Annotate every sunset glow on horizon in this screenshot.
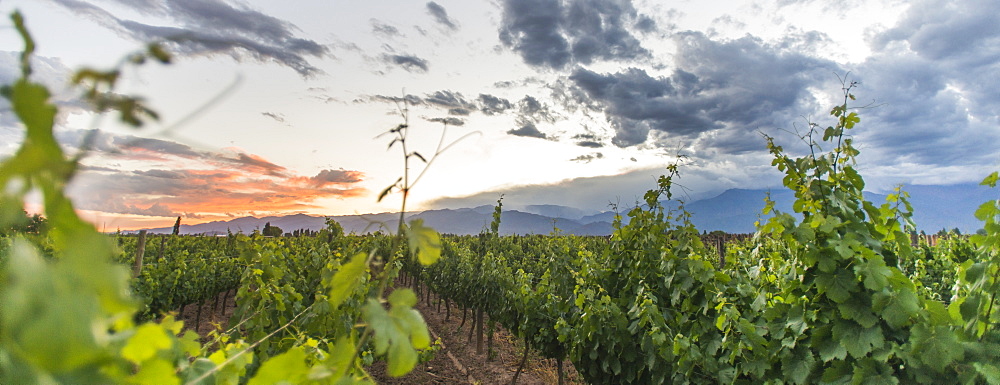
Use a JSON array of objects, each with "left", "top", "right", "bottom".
[{"left": 1, "top": 0, "right": 996, "bottom": 231}]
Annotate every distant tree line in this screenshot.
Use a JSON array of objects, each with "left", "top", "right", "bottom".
[{"left": 0, "top": 210, "right": 47, "bottom": 236}]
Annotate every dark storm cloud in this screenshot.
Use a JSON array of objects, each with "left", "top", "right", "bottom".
[
  {"left": 381, "top": 54, "right": 430, "bottom": 73},
  {"left": 498, "top": 0, "right": 652, "bottom": 69},
  {"left": 426, "top": 2, "right": 459, "bottom": 30},
  {"left": 855, "top": 0, "right": 1000, "bottom": 168},
  {"left": 563, "top": 31, "right": 836, "bottom": 148},
  {"left": 48, "top": 0, "right": 329, "bottom": 76},
  {"left": 507, "top": 122, "right": 547, "bottom": 138}
]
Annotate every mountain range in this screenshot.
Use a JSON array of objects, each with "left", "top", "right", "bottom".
[{"left": 141, "top": 184, "right": 996, "bottom": 236}]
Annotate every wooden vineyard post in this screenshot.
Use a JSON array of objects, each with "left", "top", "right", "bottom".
[
  {"left": 716, "top": 237, "right": 726, "bottom": 269},
  {"left": 156, "top": 234, "right": 166, "bottom": 263},
  {"left": 476, "top": 307, "right": 484, "bottom": 354},
  {"left": 132, "top": 230, "right": 147, "bottom": 277}
]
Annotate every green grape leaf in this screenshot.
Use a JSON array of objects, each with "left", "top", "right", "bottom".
[
  {"left": 910, "top": 324, "right": 964, "bottom": 372},
  {"left": 328, "top": 252, "right": 368, "bottom": 309},
  {"left": 129, "top": 359, "right": 180, "bottom": 385},
  {"left": 248, "top": 346, "right": 309, "bottom": 385},
  {"left": 406, "top": 219, "right": 441, "bottom": 265},
  {"left": 850, "top": 359, "right": 898, "bottom": 385},
  {"left": 857, "top": 257, "right": 891, "bottom": 291},
  {"left": 816, "top": 270, "right": 857, "bottom": 303},
  {"left": 973, "top": 362, "right": 1000, "bottom": 385},
  {"left": 833, "top": 321, "right": 883, "bottom": 358},
  {"left": 326, "top": 334, "right": 357, "bottom": 378},
  {"left": 974, "top": 201, "right": 1000, "bottom": 222},
  {"left": 782, "top": 348, "right": 816, "bottom": 385},
  {"left": 363, "top": 289, "right": 430, "bottom": 377},
  {"left": 10, "top": 79, "right": 57, "bottom": 147},
  {"left": 122, "top": 323, "right": 173, "bottom": 364},
  {"left": 982, "top": 171, "right": 999, "bottom": 188},
  {"left": 182, "top": 358, "right": 217, "bottom": 385},
  {"left": 872, "top": 288, "right": 920, "bottom": 328},
  {"left": 838, "top": 296, "right": 878, "bottom": 328}
]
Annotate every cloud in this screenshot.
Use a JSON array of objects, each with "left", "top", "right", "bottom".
[
  {"left": 357, "top": 93, "right": 425, "bottom": 107},
  {"left": 426, "top": 2, "right": 459, "bottom": 30},
  {"left": 371, "top": 19, "right": 403, "bottom": 37},
  {"left": 261, "top": 111, "right": 285, "bottom": 123},
  {"left": 570, "top": 152, "right": 603, "bottom": 162},
  {"left": 362, "top": 91, "right": 519, "bottom": 119},
  {"left": 426, "top": 116, "right": 466, "bottom": 126},
  {"left": 507, "top": 95, "right": 561, "bottom": 139},
  {"left": 477, "top": 94, "right": 514, "bottom": 115},
  {"left": 48, "top": 0, "right": 329, "bottom": 76},
  {"left": 851, "top": 0, "right": 1000, "bottom": 177},
  {"left": 381, "top": 53, "right": 430, "bottom": 73},
  {"left": 63, "top": 130, "right": 366, "bottom": 217},
  {"left": 573, "top": 131, "right": 605, "bottom": 147},
  {"left": 870, "top": 0, "right": 999, "bottom": 63},
  {"left": 88, "top": 199, "right": 181, "bottom": 217},
  {"left": 306, "top": 169, "right": 364, "bottom": 186},
  {"left": 424, "top": 90, "right": 478, "bottom": 115},
  {"left": 563, "top": 31, "right": 837, "bottom": 148},
  {"left": 498, "top": 0, "right": 652, "bottom": 69},
  {"left": 358, "top": 91, "right": 561, "bottom": 137},
  {"left": 0, "top": 51, "right": 82, "bottom": 132},
  {"left": 507, "top": 122, "right": 547, "bottom": 138}
]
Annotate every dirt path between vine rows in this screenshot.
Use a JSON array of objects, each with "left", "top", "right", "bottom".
[
  {"left": 180, "top": 287, "right": 583, "bottom": 384},
  {"left": 369, "top": 283, "right": 583, "bottom": 385}
]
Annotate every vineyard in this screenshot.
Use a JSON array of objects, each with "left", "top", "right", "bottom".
[{"left": 2, "top": 10, "right": 1000, "bottom": 385}]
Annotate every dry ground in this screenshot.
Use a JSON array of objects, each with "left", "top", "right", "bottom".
[{"left": 178, "top": 286, "right": 583, "bottom": 385}]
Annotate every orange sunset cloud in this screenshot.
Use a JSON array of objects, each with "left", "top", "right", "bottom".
[{"left": 67, "top": 131, "right": 366, "bottom": 229}]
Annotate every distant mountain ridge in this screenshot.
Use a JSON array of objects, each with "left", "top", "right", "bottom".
[{"left": 141, "top": 184, "right": 994, "bottom": 236}]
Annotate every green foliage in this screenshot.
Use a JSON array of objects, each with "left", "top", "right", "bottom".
[
  {"left": 363, "top": 289, "right": 431, "bottom": 376},
  {"left": 0, "top": 210, "right": 46, "bottom": 236},
  {"left": 261, "top": 222, "right": 283, "bottom": 237},
  {"left": 0, "top": 13, "right": 222, "bottom": 384},
  {"left": 3, "top": 10, "right": 995, "bottom": 384},
  {"left": 405, "top": 219, "right": 441, "bottom": 265},
  {"left": 0, "top": 11, "right": 443, "bottom": 384},
  {"left": 399, "top": 79, "right": 1000, "bottom": 385}
]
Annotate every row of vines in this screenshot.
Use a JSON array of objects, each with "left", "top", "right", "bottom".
[
  {"left": 1, "top": 8, "right": 998, "bottom": 385},
  {"left": 0, "top": 12, "right": 441, "bottom": 384},
  {"left": 400, "top": 83, "right": 1000, "bottom": 384}
]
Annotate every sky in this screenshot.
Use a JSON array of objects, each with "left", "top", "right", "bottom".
[{"left": 0, "top": 0, "right": 997, "bottom": 230}]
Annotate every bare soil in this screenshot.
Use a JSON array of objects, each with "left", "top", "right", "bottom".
[
  {"left": 178, "top": 286, "right": 583, "bottom": 385},
  {"left": 368, "top": 282, "right": 583, "bottom": 385},
  {"left": 177, "top": 288, "right": 239, "bottom": 337}
]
